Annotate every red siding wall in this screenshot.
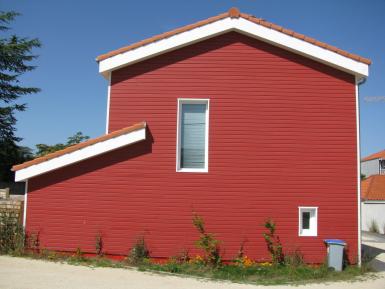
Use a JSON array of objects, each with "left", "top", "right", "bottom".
[{"left": 27, "top": 32, "right": 358, "bottom": 263}]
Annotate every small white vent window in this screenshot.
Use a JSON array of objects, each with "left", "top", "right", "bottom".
[
  {"left": 176, "top": 99, "right": 209, "bottom": 172},
  {"left": 298, "top": 207, "right": 318, "bottom": 236}
]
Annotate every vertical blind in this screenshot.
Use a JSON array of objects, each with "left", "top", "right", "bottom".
[
  {"left": 180, "top": 103, "right": 207, "bottom": 169},
  {"left": 302, "top": 211, "right": 310, "bottom": 229}
]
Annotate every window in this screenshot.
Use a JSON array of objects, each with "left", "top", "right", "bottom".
[
  {"left": 298, "top": 207, "right": 318, "bottom": 236},
  {"left": 380, "top": 160, "right": 385, "bottom": 174},
  {"left": 177, "top": 99, "right": 209, "bottom": 172}
]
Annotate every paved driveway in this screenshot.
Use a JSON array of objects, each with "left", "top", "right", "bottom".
[
  {"left": 362, "top": 231, "right": 385, "bottom": 272},
  {"left": 0, "top": 255, "right": 385, "bottom": 289}
]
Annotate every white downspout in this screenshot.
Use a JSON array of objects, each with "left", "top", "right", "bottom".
[
  {"left": 105, "top": 72, "right": 111, "bottom": 134},
  {"left": 23, "top": 180, "right": 28, "bottom": 228},
  {"left": 356, "top": 76, "right": 366, "bottom": 266}
]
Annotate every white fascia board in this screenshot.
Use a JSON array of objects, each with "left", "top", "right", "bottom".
[
  {"left": 98, "top": 17, "right": 369, "bottom": 78},
  {"left": 15, "top": 128, "right": 146, "bottom": 182},
  {"left": 234, "top": 18, "right": 368, "bottom": 77},
  {"left": 99, "top": 18, "right": 234, "bottom": 78}
]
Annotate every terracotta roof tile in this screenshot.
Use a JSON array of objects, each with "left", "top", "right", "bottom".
[
  {"left": 12, "top": 121, "right": 146, "bottom": 171},
  {"left": 96, "top": 8, "right": 370, "bottom": 65},
  {"left": 228, "top": 7, "right": 240, "bottom": 18},
  {"left": 362, "top": 149, "right": 385, "bottom": 162},
  {"left": 96, "top": 12, "right": 229, "bottom": 61},
  {"left": 361, "top": 175, "right": 385, "bottom": 201},
  {"left": 304, "top": 36, "right": 316, "bottom": 44}
]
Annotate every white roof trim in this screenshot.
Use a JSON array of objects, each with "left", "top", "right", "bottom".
[
  {"left": 98, "top": 17, "right": 369, "bottom": 78},
  {"left": 362, "top": 200, "right": 385, "bottom": 204},
  {"left": 15, "top": 127, "right": 146, "bottom": 182}
]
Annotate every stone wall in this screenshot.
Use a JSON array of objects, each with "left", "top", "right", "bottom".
[{"left": 0, "top": 188, "right": 24, "bottom": 224}]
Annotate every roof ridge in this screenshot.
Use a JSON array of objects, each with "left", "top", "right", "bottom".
[
  {"left": 96, "top": 7, "right": 371, "bottom": 65},
  {"left": 12, "top": 121, "right": 146, "bottom": 172},
  {"left": 239, "top": 12, "right": 370, "bottom": 65},
  {"left": 96, "top": 11, "right": 230, "bottom": 61}
]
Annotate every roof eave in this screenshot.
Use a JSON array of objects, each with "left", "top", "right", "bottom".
[
  {"left": 97, "top": 13, "right": 370, "bottom": 79},
  {"left": 14, "top": 123, "right": 146, "bottom": 182}
]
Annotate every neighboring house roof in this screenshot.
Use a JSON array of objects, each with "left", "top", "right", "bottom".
[
  {"left": 12, "top": 122, "right": 146, "bottom": 182},
  {"left": 96, "top": 7, "right": 370, "bottom": 78},
  {"left": 361, "top": 175, "right": 385, "bottom": 201},
  {"left": 362, "top": 149, "right": 385, "bottom": 162}
]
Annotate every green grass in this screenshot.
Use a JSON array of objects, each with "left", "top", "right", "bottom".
[
  {"left": 8, "top": 251, "right": 373, "bottom": 285},
  {"left": 137, "top": 261, "right": 372, "bottom": 285}
]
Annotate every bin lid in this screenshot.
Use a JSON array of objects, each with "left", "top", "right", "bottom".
[{"left": 324, "top": 239, "right": 346, "bottom": 246}]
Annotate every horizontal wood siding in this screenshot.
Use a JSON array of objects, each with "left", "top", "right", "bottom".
[{"left": 27, "top": 32, "right": 357, "bottom": 263}]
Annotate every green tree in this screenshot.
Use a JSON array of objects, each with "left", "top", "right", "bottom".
[
  {"left": 0, "top": 11, "right": 41, "bottom": 181},
  {"left": 35, "top": 132, "right": 89, "bottom": 157},
  {"left": 67, "top": 132, "right": 90, "bottom": 146}
]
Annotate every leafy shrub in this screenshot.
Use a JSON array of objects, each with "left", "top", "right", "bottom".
[
  {"left": 0, "top": 212, "right": 24, "bottom": 254},
  {"left": 233, "top": 239, "right": 255, "bottom": 267},
  {"left": 127, "top": 236, "right": 150, "bottom": 265},
  {"left": 189, "top": 254, "right": 205, "bottom": 265},
  {"left": 263, "top": 219, "right": 284, "bottom": 265},
  {"left": 236, "top": 238, "right": 246, "bottom": 259},
  {"left": 171, "top": 248, "right": 190, "bottom": 264},
  {"left": 40, "top": 249, "right": 58, "bottom": 260},
  {"left": 76, "top": 247, "right": 86, "bottom": 260},
  {"left": 233, "top": 255, "right": 255, "bottom": 267},
  {"left": 192, "top": 214, "right": 221, "bottom": 266},
  {"left": 26, "top": 231, "right": 40, "bottom": 253},
  {"left": 369, "top": 220, "right": 379, "bottom": 233},
  {"left": 67, "top": 247, "right": 87, "bottom": 264},
  {"left": 284, "top": 249, "right": 304, "bottom": 267},
  {"left": 95, "top": 232, "right": 103, "bottom": 256}
]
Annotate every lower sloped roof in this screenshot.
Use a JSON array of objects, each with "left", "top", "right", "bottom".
[
  {"left": 362, "top": 150, "right": 385, "bottom": 162},
  {"left": 13, "top": 121, "right": 146, "bottom": 181},
  {"left": 361, "top": 175, "right": 385, "bottom": 201}
]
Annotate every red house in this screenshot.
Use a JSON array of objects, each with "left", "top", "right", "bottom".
[{"left": 13, "top": 8, "right": 370, "bottom": 264}]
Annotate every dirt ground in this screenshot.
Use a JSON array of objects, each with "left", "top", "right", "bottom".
[{"left": 0, "top": 255, "right": 384, "bottom": 289}]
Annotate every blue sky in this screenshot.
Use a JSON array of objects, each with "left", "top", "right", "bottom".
[{"left": 2, "top": 0, "right": 385, "bottom": 157}]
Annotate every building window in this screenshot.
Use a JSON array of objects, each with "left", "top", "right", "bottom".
[
  {"left": 298, "top": 207, "right": 318, "bottom": 236},
  {"left": 380, "top": 160, "right": 385, "bottom": 175},
  {"left": 177, "top": 99, "right": 209, "bottom": 172}
]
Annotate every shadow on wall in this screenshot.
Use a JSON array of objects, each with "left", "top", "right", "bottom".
[
  {"left": 112, "top": 32, "right": 354, "bottom": 86},
  {"left": 29, "top": 125, "right": 154, "bottom": 191}
]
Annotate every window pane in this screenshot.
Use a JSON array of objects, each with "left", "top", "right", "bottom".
[
  {"left": 181, "top": 103, "right": 206, "bottom": 169},
  {"left": 302, "top": 212, "right": 310, "bottom": 229}
]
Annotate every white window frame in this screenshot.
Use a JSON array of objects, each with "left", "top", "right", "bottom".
[
  {"left": 298, "top": 207, "right": 318, "bottom": 237},
  {"left": 176, "top": 98, "right": 209, "bottom": 173}
]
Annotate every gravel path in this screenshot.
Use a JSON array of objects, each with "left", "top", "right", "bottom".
[{"left": 0, "top": 256, "right": 385, "bottom": 289}]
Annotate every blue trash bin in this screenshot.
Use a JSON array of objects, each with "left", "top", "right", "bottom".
[{"left": 324, "top": 239, "right": 346, "bottom": 271}]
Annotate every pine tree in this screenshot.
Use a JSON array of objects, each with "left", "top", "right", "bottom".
[{"left": 0, "top": 11, "right": 41, "bottom": 181}]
